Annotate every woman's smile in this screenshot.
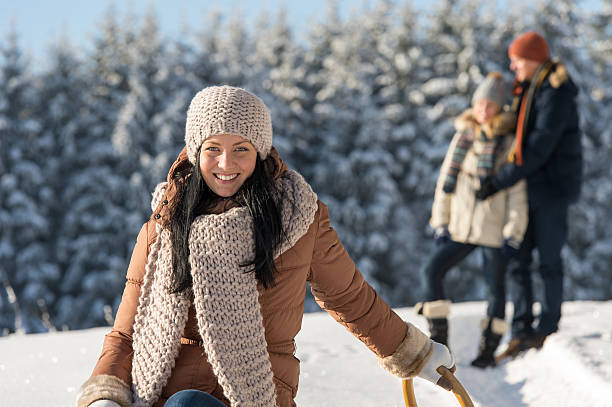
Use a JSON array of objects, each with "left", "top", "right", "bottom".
[{"left": 214, "top": 173, "right": 239, "bottom": 182}]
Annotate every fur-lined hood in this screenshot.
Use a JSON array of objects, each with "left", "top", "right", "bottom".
[
  {"left": 548, "top": 60, "right": 570, "bottom": 89},
  {"left": 454, "top": 109, "right": 517, "bottom": 139}
]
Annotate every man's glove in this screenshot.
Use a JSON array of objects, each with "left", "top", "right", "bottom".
[
  {"left": 434, "top": 226, "right": 451, "bottom": 246},
  {"left": 475, "top": 176, "right": 499, "bottom": 200},
  {"left": 502, "top": 238, "right": 521, "bottom": 257},
  {"left": 417, "top": 341, "right": 456, "bottom": 391}
]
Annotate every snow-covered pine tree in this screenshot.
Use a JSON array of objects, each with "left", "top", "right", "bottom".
[
  {"left": 37, "top": 37, "right": 128, "bottom": 330},
  {"left": 153, "top": 27, "right": 199, "bottom": 187},
  {"left": 89, "top": 4, "right": 133, "bottom": 116},
  {"left": 304, "top": 0, "right": 406, "bottom": 297},
  {"left": 527, "top": 0, "right": 604, "bottom": 299},
  {"left": 291, "top": 0, "right": 344, "bottom": 180},
  {"left": 49, "top": 6, "right": 140, "bottom": 330},
  {"left": 247, "top": 7, "right": 310, "bottom": 167},
  {"left": 111, "top": 7, "right": 174, "bottom": 230},
  {"left": 192, "top": 11, "right": 226, "bottom": 87},
  {"left": 211, "top": 11, "right": 252, "bottom": 87},
  {"left": 550, "top": 0, "right": 612, "bottom": 299},
  {"left": 581, "top": 0, "right": 612, "bottom": 298},
  {"left": 0, "top": 26, "right": 51, "bottom": 333},
  {"left": 32, "top": 40, "right": 88, "bottom": 332},
  {"left": 0, "top": 26, "right": 24, "bottom": 334},
  {"left": 362, "top": 1, "right": 431, "bottom": 305}
]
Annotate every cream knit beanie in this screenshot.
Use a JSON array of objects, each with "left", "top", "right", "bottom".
[
  {"left": 472, "top": 72, "right": 507, "bottom": 109},
  {"left": 185, "top": 86, "right": 273, "bottom": 163}
]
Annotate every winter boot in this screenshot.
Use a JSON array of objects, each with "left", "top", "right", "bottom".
[
  {"left": 471, "top": 317, "right": 508, "bottom": 368},
  {"left": 415, "top": 300, "right": 451, "bottom": 346},
  {"left": 496, "top": 331, "right": 548, "bottom": 362}
]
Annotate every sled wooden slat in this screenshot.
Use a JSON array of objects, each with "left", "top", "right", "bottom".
[{"left": 402, "top": 367, "right": 474, "bottom": 407}]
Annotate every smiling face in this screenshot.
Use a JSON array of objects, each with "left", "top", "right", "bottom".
[
  {"left": 473, "top": 98, "right": 501, "bottom": 124},
  {"left": 509, "top": 55, "right": 541, "bottom": 82},
  {"left": 199, "top": 134, "right": 257, "bottom": 197}
]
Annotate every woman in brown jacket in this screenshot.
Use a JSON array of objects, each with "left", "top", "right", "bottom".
[{"left": 76, "top": 86, "right": 454, "bottom": 407}]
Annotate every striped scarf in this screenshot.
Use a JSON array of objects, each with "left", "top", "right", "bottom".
[{"left": 443, "top": 127, "right": 502, "bottom": 193}]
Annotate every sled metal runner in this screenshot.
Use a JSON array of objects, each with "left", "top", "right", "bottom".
[{"left": 402, "top": 366, "right": 474, "bottom": 407}]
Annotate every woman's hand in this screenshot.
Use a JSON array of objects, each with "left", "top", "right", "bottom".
[
  {"left": 502, "top": 238, "right": 521, "bottom": 257},
  {"left": 417, "top": 341, "right": 456, "bottom": 391},
  {"left": 434, "top": 226, "right": 451, "bottom": 245}
]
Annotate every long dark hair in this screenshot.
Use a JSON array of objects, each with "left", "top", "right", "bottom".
[{"left": 169, "top": 149, "right": 285, "bottom": 293}]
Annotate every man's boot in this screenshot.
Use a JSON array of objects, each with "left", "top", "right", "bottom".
[
  {"left": 496, "top": 331, "right": 548, "bottom": 362},
  {"left": 471, "top": 317, "right": 507, "bottom": 368},
  {"left": 415, "top": 300, "right": 451, "bottom": 346}
]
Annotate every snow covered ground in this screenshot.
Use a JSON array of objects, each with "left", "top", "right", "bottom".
[{"left": 2, "top": 301, "right": 612, "bottom": 407}]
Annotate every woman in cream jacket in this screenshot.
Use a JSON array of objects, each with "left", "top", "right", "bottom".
[{"left": 417, "top": 73, "right": 528, "bottom": 369}]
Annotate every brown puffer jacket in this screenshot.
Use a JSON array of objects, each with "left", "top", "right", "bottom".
[{"left": 79, "top": 148, "right": 431, "bottom": 407}]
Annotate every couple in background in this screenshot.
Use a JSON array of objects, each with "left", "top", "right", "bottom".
[{"left": 419, "top": 31, "right": 582, "bottom": 367}]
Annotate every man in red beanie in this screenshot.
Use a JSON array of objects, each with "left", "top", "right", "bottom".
[{"left": 476, "top": 31, "right": 582, "bottom": 360}]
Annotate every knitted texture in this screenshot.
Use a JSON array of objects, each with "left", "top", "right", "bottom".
[
  {"left": 442, "top": 130, "right": 501, "bottom": 193},
  {"left": 76, "top": 374, "right": 131, "bottom": 407},
  {"left": 377, "top": 323, "right": 433, "bottom": 379},
  {"left": 131, "top": 225, "right": 191, "bottom": 407},
  {"left": 185, "top": 86, "right": 273, "bottom": 163},
  {"left": 442, "top": 111, "right": 505, "bottom": 193},
  {"left": 472, "top": 72, "right": 507, "bottom": 109},
  {"left": 131, "top": 169, "right": 318, "bottom": 407},
  {"left": 151, "top": 182, "right": 168, "bottom": 212},
  {"left": 190, "top": 210, "right": 276, "bottom": 407},
  {"left": 508, "top": 31, "right": 549, "bottom": 63}
]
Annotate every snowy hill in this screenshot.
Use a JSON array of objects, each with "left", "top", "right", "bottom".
[{"left": 2, "top": 301, "right": 612, "bottom": 407}]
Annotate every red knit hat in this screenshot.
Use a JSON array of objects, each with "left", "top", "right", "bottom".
[{"left": 508, "top": 31, "right": 550, "bottom": 63}]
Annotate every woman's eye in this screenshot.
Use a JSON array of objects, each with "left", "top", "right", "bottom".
[
  {"left": 205, "top": 146, "right": 220, "bottom": 152},
  {"left": 235, "top": 147, "right": 249, "bottom": 152}
]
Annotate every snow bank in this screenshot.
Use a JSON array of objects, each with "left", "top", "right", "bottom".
[{"left": 2, "top": 301, "right": 611, "bottom": 406}]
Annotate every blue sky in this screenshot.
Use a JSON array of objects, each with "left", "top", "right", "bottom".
[{"left": 1, "top": 0, "right": 602, "bottom": 64}]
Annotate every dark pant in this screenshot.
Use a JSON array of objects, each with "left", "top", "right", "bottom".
[
  {"left": 165, "top": 390, "right": 226, "bottom": 407},
  {"left": 510, "top": 202, "right": 568, "bottom": 337},
  {"left": 422, "top": 240, "right": 508, "bottom": 320}
]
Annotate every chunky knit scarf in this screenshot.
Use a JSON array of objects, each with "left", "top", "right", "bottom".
[
  {"left": 130, "top": 170, "right": 318, "bottom": 407},
  {"left": 442, "top": 122, "right": 503, "bottom": 193}
]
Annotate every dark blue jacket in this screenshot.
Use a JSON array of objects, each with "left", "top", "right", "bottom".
[{"left": 494, "top": 62, "right": 582, "bottom": 207}]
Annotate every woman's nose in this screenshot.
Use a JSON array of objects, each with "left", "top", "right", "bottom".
[{"left": 217, "top": 151, "right": 232, "bottom": 168}]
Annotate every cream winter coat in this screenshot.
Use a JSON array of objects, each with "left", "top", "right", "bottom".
[{"left": 430, "top": 109, "right": 528, "bottom": 247}]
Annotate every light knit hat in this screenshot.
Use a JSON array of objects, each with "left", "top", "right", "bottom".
[
  {"left": 472, "top": 72, "right": 506, "bottom": 109},
  {"left": 185, "top": 86, "right": 273, "bottom": 163}
]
